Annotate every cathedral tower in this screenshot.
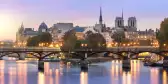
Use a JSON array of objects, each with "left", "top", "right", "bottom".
[{"left": 115, "top": 10, "right": 124, "bottom": 27}]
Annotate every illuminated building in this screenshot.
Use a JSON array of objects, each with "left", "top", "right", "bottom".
[
  {"left": 16, "top": 22, "right": 49, "bottom": 47},
  {"left": 38, "top": 22, "right": 48, "bottom": 33},
  {"left": 74, "top": 26, "right": 86, "bottom": 40},
  {"left": 94, "top": 7, "right": 106, "bottom": 33}
]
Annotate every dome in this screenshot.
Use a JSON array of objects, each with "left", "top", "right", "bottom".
[
  {"left": 39, "top": 22, "right": 48, "bottom": 29},
  {"left": 38, "top": 22, "right": 48, "bottom": 32}
]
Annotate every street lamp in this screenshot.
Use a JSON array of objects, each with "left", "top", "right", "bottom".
[
  {"left": 164, "top": 44, "right": 166, "bottom": 47},
  {"left": 81, "top": 44, "right": 84, "bottom": 47}
]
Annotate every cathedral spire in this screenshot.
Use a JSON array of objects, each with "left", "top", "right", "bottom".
[
  {"left": 21, "top": 22, "right": 24, "bottom": 28},
  {"left": 18, "top": 22, "right": 24, "bottom": 34},
  {"left": 122, "top": 9, "right": 124, "bottom": 19},
  {"left": 99, "top": 7, "right": 103, "bottom": 24}
]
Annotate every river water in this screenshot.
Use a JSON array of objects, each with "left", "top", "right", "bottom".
[{"left": 0, "top": 60, "right": 167, "bottom": 84}]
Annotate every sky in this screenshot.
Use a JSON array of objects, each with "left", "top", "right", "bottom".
[{"left": 0, "top": 0, "right": 168, "bottom": 41}]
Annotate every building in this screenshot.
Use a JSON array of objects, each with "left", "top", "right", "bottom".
[
  {"left": 16, "top": 23, "right": 25, "bottom": 44},
  {"left": 0, "top": 40, "right": 14, "bottom": 47},
  {"left": 115, "top": 17, "right": 124, "bottom": 28},
  {"left": 94, "top": 7, "right": 106, "bottom": 33},
  {"left": 38, "top": 22, "right": 48, "bottom": 33},
  {"left": 101, "top": 32, "right": 113, "bottom": 44},
  {"left": 53, "top": 23, "right": 73, "bottom": 33},
  {"left": 83, "top": 26, "right": 97, "bottom": 34},
  {"left": 124, "top": 31, "right": 138, "bottom": 41},
  {"left": 52, "top": 23, "right": 74, "bottom": 41},
  {"left": 74, "top": 26, "right": 85, "bottom": 40},
  {"left": 128, "top": 17, "right": 137, "bottom": 28},
  {"left": 49, "top": 25, "right": 62, "bottom": 43},
  {"left": 115, "top": 10, "right": 124, "bottom": 28},
  {"left": 16, "top": 22, "right": 49, "bottom": 47},
  {"left": 137, "top": 29, "right": 156, "bottom": 40}
]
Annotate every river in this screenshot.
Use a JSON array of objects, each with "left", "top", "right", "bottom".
[{"left": 0, "top": 60, "right": 167, "bottom": 84}]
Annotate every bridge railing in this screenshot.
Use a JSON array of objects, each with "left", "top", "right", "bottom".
[
  {"left": 0, "top": 47, "right": 61, "bottom": 52},
  {"left": 0, "top": 46, "right": 159, "bottom": 52}
]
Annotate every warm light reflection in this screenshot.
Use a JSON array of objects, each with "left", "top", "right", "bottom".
[
  {"left": 17, "top": 61, "right": 27, "bottom": 84},
  {"left": 38, "top": 72, "right": 45, "bottom": 84},
  {"left": 111, "top": 60, "right": 121, "bottom": 84},
  {"left": 150, "top": 68, "right": 159, "bottom": 84},
  {"left": 49, "top": 69, "right": 53, "bottom": 84},
  {"left": 122, "top": 71, "right": 132, "bottom": 84},
  {"left": 55, "top": 69, "right": 60, "bottom": 84},
  {"left": 0, "top": 61, "right": 5, "bottom": 84},
  {"left": 44, "top": 62, "right": 49, "bottom": 75},
  {"left": 80, "top": 72, "right": 88, "bottom": 84},
  {"left": 123, "top": 71, "right": 126, "bottom": 84},
  {"left": 9, "top": 67, "right": 17, "bottom": 84},
  {"left": 163, "top": 70, "right": 167, "bottom": 84}
]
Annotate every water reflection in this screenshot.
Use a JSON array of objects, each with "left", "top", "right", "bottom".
[
  {"left": 38, "top": 72, "right": 45, "bottom": 84},
  {"left": 0, "top": 60, "right": 4, "bottom": 84},
  {"left": 163, "top": 70, "right": 167, "bottom": 84},
  {"left": 122, "top": 71, "right": 132, "bottom": 84},
  {"left": 55, "top": 69, "right": 60, "bottom": 84},
  {"left": 1, "top": 60, "right": 168, "bottom": 84},
  {"left": 80, "top": 72, "right": 88, "bottom": 84},
  {"left": 150, "top": 68, "right": 159, "bottom": 84},
  {"left": 111, "top": 60, "right": 122, "bottom": 84},
  {"left": 17, "top": 61, "right": 27, "bottom": 84}
]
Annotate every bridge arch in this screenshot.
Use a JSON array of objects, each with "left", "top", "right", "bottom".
[
  {"left": 0, "top": 52, "right": 24, "bottom": 59},
  {"left": 129, "top": 51, "right": 168, "bottom": 57}
]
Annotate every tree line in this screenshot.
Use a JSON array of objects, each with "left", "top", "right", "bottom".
[{"left": 26, "top": 29, "right": 106, "bottom": 50}]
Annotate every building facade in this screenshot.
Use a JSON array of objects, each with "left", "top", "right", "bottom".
[{"left": 16, "top": 22, "right": 49, "bottom": 46}]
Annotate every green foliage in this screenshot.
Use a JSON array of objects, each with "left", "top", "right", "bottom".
[
  {"left": 157, "top": 18, "right": 168, "bottom": 49},
  {"left": 61, "top": 29, "right": 77, "bottom": 50},
  {"left": 40, "top": 32, "right": 52, "bottom": 43},
  {"left": 111, "top": 31, "right": 126, "bottom": 45},
  {"left": 86, "top": 33, "right": 106, "bottom": 49},
  {"left": 74, "top": 40, "right": 88, "bottom": 49},
  {"left": 61, "top": 29, "right": 106, "bottom": 50},
  {"left": 27, "top": 32, "right": 52, "bottom": 47}
]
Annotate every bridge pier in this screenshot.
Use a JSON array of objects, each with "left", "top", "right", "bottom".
[
  {"left": 18, "top": 53, "right": 26, "bottom": 60},
  {"left": 80, "top": 53, "right": 88, "bottom": 72},
  {"left": 85, "top": 52, "right": 87, "bottom": 59},
  {"left": 163, "top": 57, "right": 168, "bottom": 68},
  {"left": 38, "top": 60, "right": 44, "bottom": 72},
  {"left": 122, "top": 57, "right": 131, "bottom": 70}
]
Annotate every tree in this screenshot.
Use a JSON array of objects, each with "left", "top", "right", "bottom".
[
  {"left": 27, "top": 32, "right": 52, "bottom": 47},
  {"left": 61, "top": 29, "right": 77, "bottom": 50},
  {"left": 74, "top": 40, "right": 88, "bottom": 49},
  {"left": 27, "top": 36, "right": 40, "bottom": 47},
  {"left": 86, "top": 33, "right": 106, "bottom": 49},
  {"left": 157, "top": 18, "right": 168, "bottom": 49},
  {"left": 111, "top": 31, "right": 125, "bottom": 46}
]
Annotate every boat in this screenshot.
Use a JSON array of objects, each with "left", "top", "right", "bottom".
[
  {"left": 144, "top": 60, "right": 163, "bottom": 67},
  {"left": 151, "top": 60, "right": 163, "bottom": 66},
  {"left": 144, "top": 62, "right": 153, "bottom": 66}
]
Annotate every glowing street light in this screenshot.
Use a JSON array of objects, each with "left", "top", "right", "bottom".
[
  {"left": 49, "top": 44, "right": 54, "bottom": 47},
  {"left": 81, "top": 44, "right": 84, "bottom": 47},
  {"left": 164, "top": 44, "right": 166, "bottom": 47}
]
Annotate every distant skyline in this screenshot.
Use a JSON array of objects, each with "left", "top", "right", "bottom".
[{"left": 0, "top": 0, "right": 168, "bottom": 40}]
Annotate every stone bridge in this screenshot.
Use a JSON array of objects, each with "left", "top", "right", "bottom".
[
  {"left": 0, "top": 46, "right": 167, "bottom": 60},
  {"left": 1, "top": 46, "right": 168, "bottom": 71}
]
